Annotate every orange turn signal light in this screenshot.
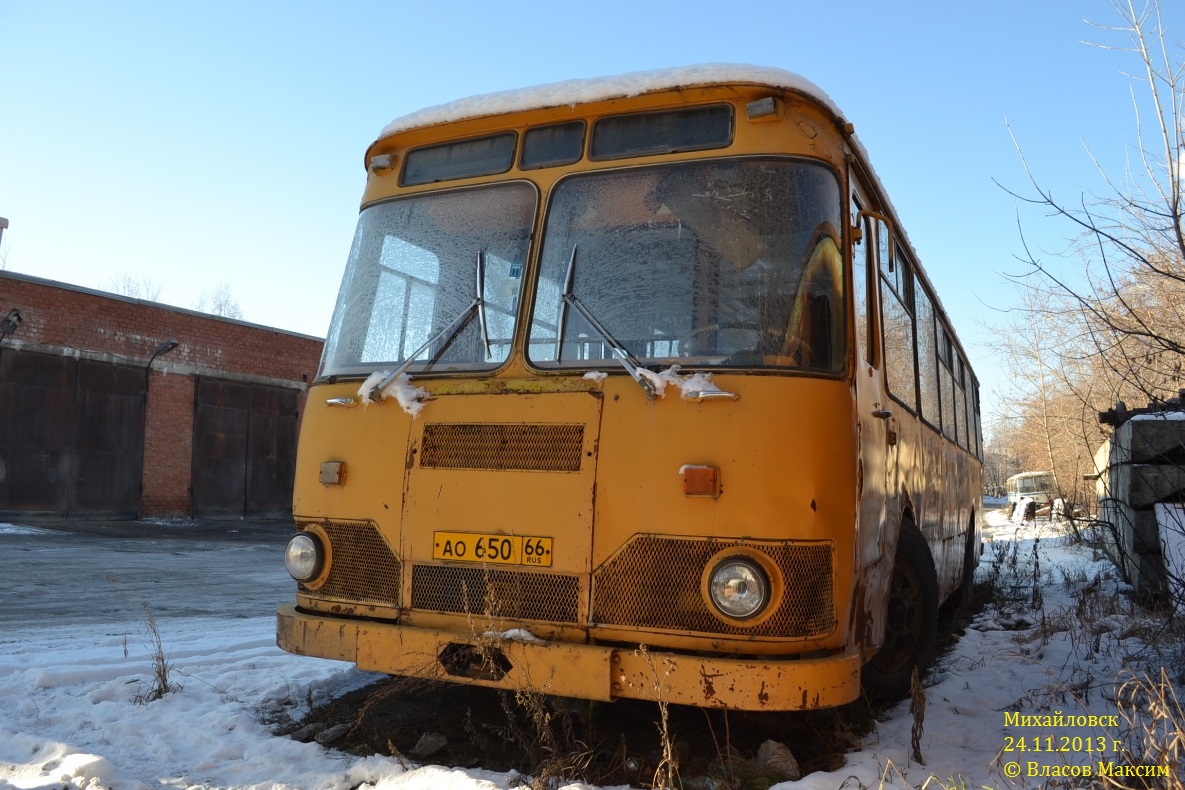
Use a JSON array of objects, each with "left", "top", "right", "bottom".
[{"left": 681, "top": 464, "right": 720, "bottom": 498}]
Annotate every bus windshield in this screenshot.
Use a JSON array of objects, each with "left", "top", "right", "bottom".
[
  {"left": 528, "top": 159, "right": 844, "bottom": 371},
  {"left": 319, "top": 183, "right": 536, "bottom": 378},
  {"left": 1016, "top": 474, "right": 1052, "bottom": 495}
]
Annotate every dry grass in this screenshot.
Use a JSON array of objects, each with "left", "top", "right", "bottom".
[
  {"left": 909, "top": 666, "right": 926, "bottom": 766},
  {"left": 132, "top": 603, "right": 179, "bottom": 704},
  {"left": 631, "top": 645, "right": 679, "bottom": 789},
  {"left": 1105, "top": 669, "right": 1185, "bottom": 789}
]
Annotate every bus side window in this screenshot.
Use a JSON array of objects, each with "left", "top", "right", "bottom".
[
  {"left": 879, "top": 239, "right": 917, "bottom": 412},
  {"left": 876, "top": 218, "right": 893, "bottom": 277},
  {"left": 965, "top": 367, "right": 979, "bottom": 458},
  {"left": 916, "top": 283, "right": 941, "bottom": 430},
  {"left": 851, "top": 193, "right": 872, "bottom": 365},
  {"left": 955, "top": 357, "right": 968, "bottom": 450},
  {"left": 938, "top": 327, "right": 956, "bottom": 442},
  {"left": 972, "top": 383, "right": 983, "bottom": 459}
]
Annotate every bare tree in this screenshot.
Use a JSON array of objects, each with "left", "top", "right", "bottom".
[
  {"left": 106, "top": 274, "right": 163, "bottom": 301},
  {"left": 983, "top": 424, "right": 1025, "bottom": 497},
  {"left": 998, "top": 0, "right": 1185, "bottom": 600},
  {"left": 193, "top": 281, "right": 243, "bottom": 320},
  {"left": 1004, "top": 0, "right": 1184, "bottom": 407},
  {"left": 990, "top": 280, "right": 1109, "bottom": 508}
]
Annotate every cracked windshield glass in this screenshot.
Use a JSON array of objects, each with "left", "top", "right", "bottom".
[
  {"left": 319, "top": 183, "right": 535, "bottom": 378},
  {"left": 528, "top": 159, "right": 845, "bottom": 372}
]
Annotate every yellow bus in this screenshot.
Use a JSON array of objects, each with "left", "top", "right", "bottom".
[{"left": 277, "top": 66, "right": 984, "bottom": 711}]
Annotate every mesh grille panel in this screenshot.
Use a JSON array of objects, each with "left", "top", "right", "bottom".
[
  {"left": 420, "top": 423, "right": 584, "bottom": 471},
  {"left": 298, "top": 520, "right": 401, "bottom": 607},
  {"left": 411, "top": 565, "right": 580, "bottom": 623},
  {"left": 592, "top": 537, "right": 835, "bottom": 638}
]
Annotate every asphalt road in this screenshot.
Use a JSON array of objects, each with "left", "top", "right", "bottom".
[{"left": 0, "top": 517, "right": 295, "bottom": 632}]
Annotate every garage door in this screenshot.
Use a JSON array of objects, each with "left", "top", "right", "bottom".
[
  {"left": 0, "top": 350, "right": 145, "bottom": 517},
  {"left": 191, "top": 378, "right": 298, "bottom": 517}
]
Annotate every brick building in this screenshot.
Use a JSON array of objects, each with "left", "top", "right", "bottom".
[{"left": 0, "top": 271, "right": 324, "bottom": 518}]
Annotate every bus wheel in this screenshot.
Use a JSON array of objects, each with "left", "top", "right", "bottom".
[{"left": 862, "top": 525, "right": 938, "bottom": 701}]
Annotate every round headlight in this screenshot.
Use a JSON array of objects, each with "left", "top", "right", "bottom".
[
  {"left": 285, "top": 533, "right": 323, "bottom": 582},
  {"left": 708, "top": 557, "right": 769, "bottom": 620}
]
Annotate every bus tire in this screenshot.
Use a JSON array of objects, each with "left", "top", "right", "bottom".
[{"left": 862, "top": 523, "right": 938, "bottom": 701}]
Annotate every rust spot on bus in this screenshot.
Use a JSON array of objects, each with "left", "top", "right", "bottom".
[{"left": 699, "top": 665, "right": 722, "bottom": 701}]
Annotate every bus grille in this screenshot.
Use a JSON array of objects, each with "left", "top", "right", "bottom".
[
  {"left": 420, "top": 423, "right": 585, "bottom": 472},
  {"left": 411, "top": 565, "right": 581, "bottom": 623},
  {"left": 592, "top": 537, "right": 836, "bottom": 638},
  {"left": 298, "top": 520, "right": 401, "bottom": 607}
]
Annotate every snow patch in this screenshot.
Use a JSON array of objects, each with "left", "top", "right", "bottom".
[
  {"left": 0, "top": 523, "right": 54, "bottom": 536},
  {"left": 482, "top": 629, "right": 544, "bottom": 644},
  {"left": 581, "top": 371, "right": 608, "bottom": 382},
  {"left": 358, "top": 371, "right": 429, "bottom": 418},
  {"left": 1010, "top": 496, "right": 1034, "bottom": 525},
  {"left": 636, "top": 365, "right": 722, "bottom": 400},
  {"left": 0, "top": 483, "right": 1165, "bottom": 789},
  {"left": 380, "top": 64, "right": 839, "bottom": 140}
]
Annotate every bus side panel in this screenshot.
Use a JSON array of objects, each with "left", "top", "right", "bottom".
[{"left": 908, "top": 418, "right": 981, "bottom": 604}]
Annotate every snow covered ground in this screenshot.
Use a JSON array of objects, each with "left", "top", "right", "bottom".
[{"left": 0, "top": 511, "right": 1176, "bottom": 789}]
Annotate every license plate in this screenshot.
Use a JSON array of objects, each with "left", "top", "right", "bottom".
[{"left": 432, "top": 531, "right": 553, "bottom": 567}]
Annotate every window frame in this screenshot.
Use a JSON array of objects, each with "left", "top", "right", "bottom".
[
  {"left": 399, "top": 131, "right": 519, "bottom": 187},
  {"left": 523, "top": 155, "right": 847, "bottom": 376},
  {"left": 878, "top": 232, "right": 919, "bottom": 415},
  {"left": 914, "top": 280, "right": 942, "bottom": 434},
  {"left": 520, "top": 121, "right": 587, "bottom": 171},
  {"left": 589, "top": 104, "right": 735, "bottom": 161},
  {"left": 849, "top": 188, "right": 877, "bottom": 369},
  {"left": 317, "top": 180, "right": 540, "bottom": 380}
]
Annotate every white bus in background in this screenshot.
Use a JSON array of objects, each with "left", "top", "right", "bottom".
[{"left": 1006, "top": 471, "right": 1055, "bottom": 520}]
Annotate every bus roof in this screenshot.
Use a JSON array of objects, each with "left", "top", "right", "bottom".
[
  {"left": 1007, "top": 471, "right": 1052, "bottom": 481},
  {"left": 373, "top": 64, "right": 980, "bottom": 391},
  {"left": 378, "top": 64, "right": 842, "bottom": 140}
]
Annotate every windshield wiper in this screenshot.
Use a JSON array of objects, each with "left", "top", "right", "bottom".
[
  {"left": 558, "top": 245, "right": 657, "bottom": 399},
  {"left": 366, "top": 251, "right": 489, "bottom": 402},
  {"left": 476, "top": 250, "right": 491, "bottom": 360},
  {"left": 553, "top": 245, "right": 577, "bottom": 359}
]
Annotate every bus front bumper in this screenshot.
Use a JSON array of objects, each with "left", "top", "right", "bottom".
[{"left": 277, "top": 604, "right": 862, "bottom": 711}]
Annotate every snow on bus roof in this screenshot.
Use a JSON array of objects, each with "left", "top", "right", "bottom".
[{"left": 378, "top": 64, "right": 842, "bottom": 139}]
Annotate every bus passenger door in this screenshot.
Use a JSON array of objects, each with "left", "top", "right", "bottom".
[{"left": 851, "top": 179, "right": 889, "bottom": 570}]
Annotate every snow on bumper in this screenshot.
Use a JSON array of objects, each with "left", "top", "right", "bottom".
[{"left": 276, "top": 604, "right": 861, "bottom": 711}]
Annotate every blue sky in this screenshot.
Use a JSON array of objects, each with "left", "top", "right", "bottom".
[{"left": 1, "top": 1, "right": 1181, "bottom": 431}]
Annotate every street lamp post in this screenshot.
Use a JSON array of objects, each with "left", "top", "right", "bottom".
[
  {"left": 0, "top": 309, "right": 21, "bottom": 342},
  {"left": 143, "top": 339, "right": 179, "bottom": 404},
  {"left": 147, "top": 339, "right": 179, "bottom": 368}
]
